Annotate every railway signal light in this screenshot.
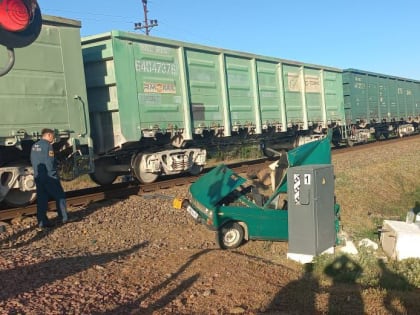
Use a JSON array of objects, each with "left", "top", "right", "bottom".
[
  {"left": 0, "top": 0, "right": 42, "bottom": 76},
  {"left": 0, "top": 0, "right": 31, "bottom": 32},
  {"left": 0, "top": 0, "right": 42, "bottom": 48}
]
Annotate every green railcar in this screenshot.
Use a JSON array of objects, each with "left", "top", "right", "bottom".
[
  {"left": 343, "top": 69, "right": 420, "bottom": 144},
  {"left": 81, "top": 31, "right": 345, "bottom": 184},
  {"left": 0, "top": 15, "right": 93, "bottom": 206}
]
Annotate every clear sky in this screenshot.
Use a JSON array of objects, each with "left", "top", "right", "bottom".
[{"left": 39, "top": 0, "right": 419, "bottom": 79}]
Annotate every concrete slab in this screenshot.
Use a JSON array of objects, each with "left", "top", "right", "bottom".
[{"left": 381, "top": 220, "right": 420, "bottom": 261}]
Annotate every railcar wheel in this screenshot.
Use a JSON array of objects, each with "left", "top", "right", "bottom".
[
  {"left": 132, "top": 154, "right": 159, "bottom": 184},
  {"left": 188, "top": 163, "right": 203, "bottom": 176},
  {"left": 216, "top": 222, "right": 244, "bottom": 249},
  {"left": 89, "top": 157, "right": 117, "bottom": 185},
  {"left": 4, "top": 189, "right": 36, "bottom": 207}
]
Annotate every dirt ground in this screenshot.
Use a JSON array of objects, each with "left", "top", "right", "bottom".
[{"left": 0, "top": 137, "right": 419, "bottom": 314}]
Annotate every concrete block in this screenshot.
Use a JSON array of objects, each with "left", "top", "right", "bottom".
[{"left": 381, "top": 220, "right": 420, "bottom": 261}]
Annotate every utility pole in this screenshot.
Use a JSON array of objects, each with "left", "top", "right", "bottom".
[{"left": 134, "top": 0, "right": 158, "bottom": 35}]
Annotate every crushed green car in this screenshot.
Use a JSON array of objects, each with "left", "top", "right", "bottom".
[{"left": 183, "top": 135, "right": 340, "bottom": 249}]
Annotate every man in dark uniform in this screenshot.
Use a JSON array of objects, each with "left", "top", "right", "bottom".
[{"left": 30, "top": 128, "right": 69, "bottom": 229}]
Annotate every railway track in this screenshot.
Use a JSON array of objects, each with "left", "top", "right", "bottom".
[
  {"left": 333, "top": 133, "right": 420, "bottom": 155},
  {"left": 0, "top": 158, "right": 272, "bottom": 222},
  {"left": 1, "top": 133, "right": 418, "bottom": 223}
]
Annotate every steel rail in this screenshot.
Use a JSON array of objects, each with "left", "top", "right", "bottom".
[
  {"left": 0, "top": 158, "right": 271, "bottom": 221},
  {"left": 1, "top": 133, "right": 418, "bottom": 222}
]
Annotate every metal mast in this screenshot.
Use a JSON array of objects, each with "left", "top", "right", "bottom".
[{"left": 134, "top": 0, "right": 158, "bottom": 35}]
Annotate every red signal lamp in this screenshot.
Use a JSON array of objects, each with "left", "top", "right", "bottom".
[
  {"left": 0, "top": 0, "right": 41, "bottom": 76},
  {"left": 0, "top": 0, "right": 31, "bottom": 32},
  {"left": 0, "top": 0, "right": 41, "bottom": 48}
]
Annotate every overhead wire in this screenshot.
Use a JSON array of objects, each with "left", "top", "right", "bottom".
[{"left": 41, "top": 5, "right": 224, "bottom": 47}]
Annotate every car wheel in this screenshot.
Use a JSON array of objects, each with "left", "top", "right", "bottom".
[{"left": 216, "top": 222, "right": 244, "bottom": 249}]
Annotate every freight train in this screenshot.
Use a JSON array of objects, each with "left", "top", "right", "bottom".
[
  {"left": 0, "top": 15, "right": 93, "bottom": 206},
  {"left": 0, "top": 14, "right": 419, "bottom": 206},
  {"left": 342, "top": 69, "right": 419, "bottom": 146}
]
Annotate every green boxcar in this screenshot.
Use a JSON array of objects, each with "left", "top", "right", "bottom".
[
  {"left": 0, "top": 15, "right": 93, "bottom": 206},
  {"left": 343, "top": 69, "right": 420, "bottom": 141},
  {"left": 81, "top": 31, "right": 344, "bottom": 184}
]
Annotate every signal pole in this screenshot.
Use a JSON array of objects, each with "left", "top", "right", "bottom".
[{"left": 134, "top": 0, "right": 158, "bottom": 35}]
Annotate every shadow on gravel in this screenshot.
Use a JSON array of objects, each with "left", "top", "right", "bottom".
[
  {"left": 265, "top": 256, "right": 364, "bottom": 313},
  {"left": 0, "top": 224, "right": 40, "bottom": 249},
  {"left": 100, "top": 248, "right": 213, "bottom": 314},
  {"left": 230, "top": 250, "right": 296, "bottom": 272},
  {"left": 0, "top": 242, "right": 147, "bottom": 301},
  {"left": 378, "top": 258, "right": 417, "bottom": 314},
  {"left": 0, "top": 198, "right": 122, "bottom": 249},
  {"left": 0, "top": 218, "right": 87, "bottom": 250},
  {"left": 324, "top": 255, "right": 364, "bottom": 314},
  {"left": 264, "top": 255, "right": 417, "bottom": 314},
  {"left": 265, "top": 262, "right": 320, "bottom": 314}
]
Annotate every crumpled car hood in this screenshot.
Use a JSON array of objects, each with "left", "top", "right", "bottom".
[{"left": 189, "top": 164, "right": 246, "bottom": 208}]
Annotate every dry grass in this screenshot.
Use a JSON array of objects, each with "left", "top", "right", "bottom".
[{"left": 333, "top": 137, "right": 420, "bottom": 239}]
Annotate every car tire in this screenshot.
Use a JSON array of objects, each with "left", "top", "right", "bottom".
[{"left": 216, "top": 222, "right": 244, "bottom": 249}]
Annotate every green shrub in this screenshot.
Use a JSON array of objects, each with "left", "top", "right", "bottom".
[
  {"left": 386, "top": 258, "right": 420, "bottom": 289},
  {"left": 312, "top": 246, "right": 420, "bottom": 289}
]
